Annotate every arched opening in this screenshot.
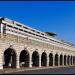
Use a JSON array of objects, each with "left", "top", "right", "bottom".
[
  {"left": 71, "top": 55, "right": 72, "bottom": 65},
  {"left": 41, "top": 52, "right": 47, "bottom": 66},
  {"left": 3, "top": 48, "right": 16, "bottom": 68},
  {"left": 49, "top": 53, "right": 53, "bottom": 66},
  {"left": 32, "top": 51, "right": 39, "bottom": 67},
  {"left": 19, "top": 50, "right": 29, "bottom": 67},
  {"left": 55, "top": 54, "right": 58, "bottom": 66},
  {"left": 67, "top": 55, "right": 70, "bottom": 65},
  {"left": 64, "top": 55, "right": 66, "bottom": 65},
  {"left": 60, "top": 54, "right": 63, "bottom": 66}
]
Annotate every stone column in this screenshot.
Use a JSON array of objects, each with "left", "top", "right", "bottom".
[
  {"left": 16, "top": 55, "right": 20, "bottom": 69},
  {"left": 58, "top": 55, "right": 60, "bottom": 66},
  {"left": 29, "top": 54, "right": 32, "bottom": 68},
  {"left": 70, "top": 57, "right": 71, "bottom": 66},
  {"left": 71, "top": 56, "right": 73, "bottom": 65},
  {"left": 66, "top": 56, "right": 68, "bottom": 66},
  {"left": 53, "top": 54, "right": 55, "bottom": 67},
  {"left": 62, "top": 55, "right": 64, "bottom": 66},
  {"left": 47, "top": 54, "right": 49, "bottom": 67},
  {"left": 39, "top": 54, "right": 41, "bottom": 67},
  {"left": 0, "top": 64, "right": 3, "bottom": 69},
  {"left": 68, "top": 56, "right": 70, "bottom": 66},
  {"left": 72, "top": 56, "right": 73, "bottom": 65},
  {"left": 0, "top": 24, "right": 3, "bottom": 38},
  {"left": 0, "top": 54, "right": 3, "bottom": 69},
  {"left": 69, "top": 56, "right": 71, "bottom": 66}
]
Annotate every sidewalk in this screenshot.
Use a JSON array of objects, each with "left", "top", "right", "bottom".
[{"left": 0, "top": 65, "right": 75, "bottom": 74}]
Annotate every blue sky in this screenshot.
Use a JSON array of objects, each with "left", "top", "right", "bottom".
[{"left": 0, "top": 1, "right": 75, "bottom": 44}]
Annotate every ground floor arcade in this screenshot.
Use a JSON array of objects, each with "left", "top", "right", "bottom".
[{"left": 2, "top": 47, "right": 75, "bottom": 69}]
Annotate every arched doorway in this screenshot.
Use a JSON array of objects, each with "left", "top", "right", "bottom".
[
  {"left": 3, "top": 48, "right": 16, "bottom": 68},
  {"left": 55, "top": 54, "right": 58, "bottom": 66},
  {"left": 64, "top": 55, "right": 66, "bottom": 65},
  {"left": 60, "top": 54, "right": 63, "bottom": 66},
  {"left": 49, "top": 53, "right": 53, "bottom": 66},
  {"left": 41, "top": 52, "right": 47, "bottom": 66},
  {"left": 19, "top": 50, "right": 29, "bottom": 67},
  {"left": 32, "top": 51, "right": 39, "bottom": 67},
  {"left": 67, "top": 55, "right": 70, "bottom": 65}
]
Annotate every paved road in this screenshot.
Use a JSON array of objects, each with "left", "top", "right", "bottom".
[{"left": 10, "top": 66, "right": 75, "bottom": 74}]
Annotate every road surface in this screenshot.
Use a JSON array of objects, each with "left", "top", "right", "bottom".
[{"left": 9, "top": 66, "right": 75, "bottom": 74}]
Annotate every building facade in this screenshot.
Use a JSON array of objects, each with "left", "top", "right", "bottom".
[{"left": 0, "top": 17, "right": 75, "bottom": 69}]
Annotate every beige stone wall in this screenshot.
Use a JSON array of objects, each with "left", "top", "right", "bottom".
[
  {"left": 0, "top": 33, "right": 75, "bottom": 55},
  {"left": 0, "top": 33, "right": 74, "bottom": 69}
]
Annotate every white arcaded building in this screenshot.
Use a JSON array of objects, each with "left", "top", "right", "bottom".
[{"left": 0, "top": 17, "right": 75, "bottom": 69}]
